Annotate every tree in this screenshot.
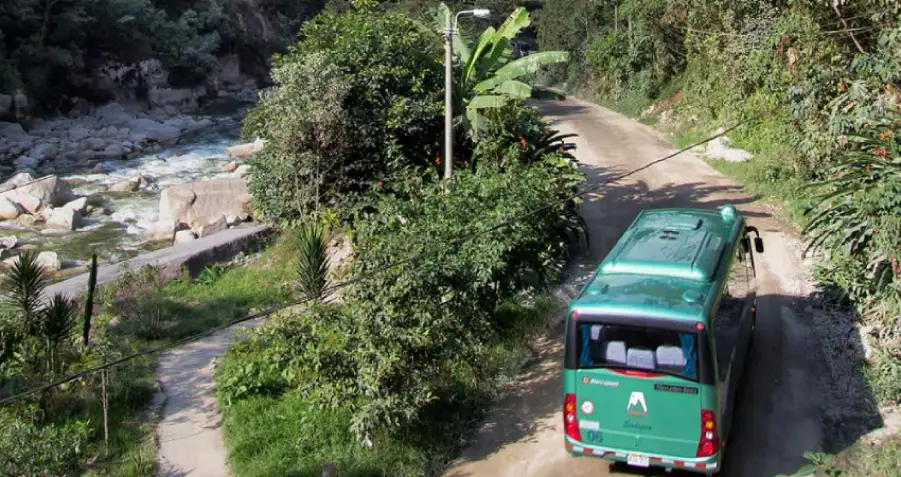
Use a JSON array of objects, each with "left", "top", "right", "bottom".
[
  {"left": 244, "top": 10, "right": 445, "bottom": 223},
  {"left": 436, "top": 3, "right": 569, "bottom": 139}
]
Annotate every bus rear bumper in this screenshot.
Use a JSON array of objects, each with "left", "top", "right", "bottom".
[{"left": 564, "top": 440, "right": 720, "bottom": 474}]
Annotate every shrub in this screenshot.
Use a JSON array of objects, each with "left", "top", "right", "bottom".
[
  {"left": 244, "top": 10, "right": 445, "bottom": 223},
  {"left": 0, "top": 409, "right": 90, "bottom": 476}
]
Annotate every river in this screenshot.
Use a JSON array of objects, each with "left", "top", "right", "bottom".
[{"left": 0, "top": 111, "right": 247, "bottom": 273}]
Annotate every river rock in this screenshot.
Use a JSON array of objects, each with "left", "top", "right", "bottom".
[
  {"left": 159, "top": 178, "right": 252, "bottom": 229},
  {"left": 2, "top": 251, "right": 59, "bottom": 270},
  {"left": 16, "top": 214, "right": 37, "bottom": 227},
  {"left": 127, "top": 118, "right": 181, "bottom": 144},
  {"left": 4, "top": 175, "right": 75, "bottom": 208},
  {"left": 100, "top": 144, "right": 128, "bottom": 159},
  {"left": 226, "top": 139, "right": 264, "bottom": 159},
  {"left": 174, "top": 230, "right": 197, "bottom": 244},
  {"left": 62, "top": 197, "right": 88, "bottom": 214},
  {"left": 14, "top": 155, "right": 39, "bottom": 169},
  {"left": 0, "top": 197, "right": 20, "bottom": 220},
  {"left": 0, "top": 122, "right": 27, "bottom": 139},
  {"left": 94, "top": 103, "right": 134, "bottom": 127},
  {"left": 29, "top": 143, "right": 58, "bottom": 161},
  {"left": 69, "top": 125, "right": 91, "bottom": 141},
  {"left": 109, "top": 179, "right": 139, "bottom": 192},
  {"left": 144, "top": 219, "right": 176, "bottom": 242},
  {"left": 217, "top": 161, "right": 238, "bottom": 173},
  {"left": 46, "top": 207, "right": 81, "bottom": 230},
  {"left": 83, "top": 137, "right": 108, "bottom": 151},
  {"left": 5, "top": 172, "right": 35, "bottom": 188},
  {"left": 0, "top": 236, "right": 17, "bottom": 249},
  {"left": 233, "top": 165, "right": 251, "bottom": 178},
  {"left": 3, "top": 190, "right": 42, "bottom": 214},
  {"left": 91, "top": 162, "right": 107, "bottom": 173},
  {"left": 196, "top": 214, "right": 227, "bottom": 238}
]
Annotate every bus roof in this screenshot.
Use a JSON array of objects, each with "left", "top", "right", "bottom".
[{"left": 571, "top": 205, "right": 745, "bottom": 323}]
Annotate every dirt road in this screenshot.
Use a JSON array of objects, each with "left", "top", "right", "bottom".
[{"left": 443, "top": 99, "right": 877, "bottom": 477}]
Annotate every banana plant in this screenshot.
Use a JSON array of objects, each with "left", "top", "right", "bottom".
[{"left": 436, "top": 4, "right": 569, "bottom": 140}]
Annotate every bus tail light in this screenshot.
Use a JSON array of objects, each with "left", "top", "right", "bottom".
[
  {"left": 697, "top": 409, "right": 719, "bottom": 457},
  {"left": 564, "top": 393, "right": 582, "bottom": 442}
]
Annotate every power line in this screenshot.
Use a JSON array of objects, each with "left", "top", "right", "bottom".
[{"left": 0, "top": 110, "right": 761, "bottom": 408}]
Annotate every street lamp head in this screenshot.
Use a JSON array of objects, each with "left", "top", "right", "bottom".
[{"left": 472, "top": 9, "right": 491, "bottom": 18}]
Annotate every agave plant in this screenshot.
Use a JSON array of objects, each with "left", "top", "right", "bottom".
[
  {"left": 40, "top": 293, "right": 77, "bottom": 376},
  {"left": 296, "top": 222, "right": 331, "bottom": 302},
  {"left": 435, "top": 4, "right": 569, "bottom": 139},
  {"left": 1, "top": 251, "right": 49, "bottom": 335}
]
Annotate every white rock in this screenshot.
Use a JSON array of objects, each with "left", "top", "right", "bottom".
[
  {"left": 3, "top": 175, "right": 74, "bottom": 208},
  {"left": 174, "top": 230, "right": 197, "bottom": 244},
  {"left": 226, "top": 139, "right": 264, "bottom": 159},
  {"left": 62, "top": 197, "right": 88, "bottom": 213},
  {"left": 225, "top": 214, "right": 242, "bottom": 226},
  {"left": 0, "top": 236, "right": 17, "bottom": 249},
  {"left": 197, "top": 214, "right": 227, "bottom": 238},
  {"left": 3, "top": 190, "right": 42, "bottom": 214},
  {"left": 217, "top": 161, "right": 238, "bottom": 173},
  {"left": 4, "top": 251, "right": 61, "bottom": 271},
  {"left": 0, "top": 197, "right": 20, "bottom": 220},
  {"left": 15, "top": 214, "right": 37, "bottom": 227},
  {"left": 144, "top": 219, "right": 176, "bottom": 242},
  {"left": 108, "top": 179, "right": 139, "bottom": 192},
  {"left": 5, "top": 172, "right": 35, "bottom": 187},
  {"left": 46, "top": 207, "right": 81, "bottom": 230},
  {"left": 127, "top": 118, "right": 181, "bottom": 144},
  {"left": 233, "top": 164, "right": 251, "bottom": 178}
]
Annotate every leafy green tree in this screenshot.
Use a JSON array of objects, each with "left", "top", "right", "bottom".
[{"left": 244, "top": 10, "right": 445, "bottom": 223}]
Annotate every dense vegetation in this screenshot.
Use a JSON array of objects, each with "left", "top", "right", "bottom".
[
  {"left": 0, "top": 0, "right": 326, "bottom": 111},
  {"left": 0, "top": 240, "right": 299, "bottom": 476},
  {"left": 530, "top": 0, "right": 901, "bottom": 473},
  {"left": 216, "top": 4, "right": 583, "bottom": 475}
]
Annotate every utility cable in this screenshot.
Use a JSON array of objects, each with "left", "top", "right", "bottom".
[{"left": 0, "top": 110, "right": 762, "bottom": 408}]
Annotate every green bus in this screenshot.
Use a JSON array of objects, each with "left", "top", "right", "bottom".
[{"left": 562, "top": 204, "right": 763, "bottom": 475}]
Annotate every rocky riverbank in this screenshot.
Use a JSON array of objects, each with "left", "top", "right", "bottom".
[{"left": 0, "top": 98, "right": 262, "bottom": 275}]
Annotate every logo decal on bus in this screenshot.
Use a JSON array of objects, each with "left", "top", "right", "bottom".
[
  {"left": 582, "top": 377, "right": 619, "bottom": 387},
  {"left": 627, "top": 391, "right": 648, "bottom": 416}
]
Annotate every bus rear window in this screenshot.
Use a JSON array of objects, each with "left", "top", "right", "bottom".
[{"left": 576, "top": 322, "right": 699, "bottom": 381}]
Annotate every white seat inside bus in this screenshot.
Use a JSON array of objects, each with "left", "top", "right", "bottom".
[
  {"left": 656, "top": 345, "right": 687, "bottom": 368},
  {"left": 604, "top": 341, "right": 627, "bottom": 365},
  {"left": 627, "top": 348, "right": 657, "bottom": 370}
]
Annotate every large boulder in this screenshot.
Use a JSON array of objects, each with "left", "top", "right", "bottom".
[
  {"left": 4, "top": 172, "right": 35, "bottom": 188},
  {"left": 158, "top": 177, "right": 252, "bottom": 229},
  {"left": 3, "top": 251, "right": 60, "bottom": 271},
  {"left": 196, "top": 214, "right": 227, "bottom": 238},
  {"left": 226, "top": 138, "right": 264, "bottom": 159},
  {"left": 0, "top": 122, "right": 27, "bottom": 139},
  {"left": 29, "top": 142, "right": 58, "bottom": 162},
  {"left": 94, "top": 102, "right": 134, "bottom": 127},
  {"left": 62, "top": 197, "right": 88, "bottom": 214},
  {"left": 174, "top": 230, "right": 197, "bottom": 245},
  {"left": 144, "top": 219, "right": 176, "bottom": 242},
  {"left": 3, "top": 190, "right": 42, "bottom": 214},
  {"left": 0, "top": 197, "right": 20, "bottom": 220},
  {"left": 127, "top": 118, "right": 181, "bottom": 144},
  {"left": 2, "top": 175, "right": 75, "bottom": 208},
  {"left": 46, "top": 207, "right": 81, "bottom": 231}
]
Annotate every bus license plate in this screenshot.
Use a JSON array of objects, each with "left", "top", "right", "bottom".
[{"left": 627, "top": 454, "right": 650, "bottom": 467}]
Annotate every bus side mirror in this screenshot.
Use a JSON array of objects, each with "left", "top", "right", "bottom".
[{"left": 754, "top": 237, "right": 764, "bottom": 254}]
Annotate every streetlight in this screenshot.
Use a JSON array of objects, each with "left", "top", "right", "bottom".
[{"left": 443, "top": 8, "right": 490, "bottom": 179}]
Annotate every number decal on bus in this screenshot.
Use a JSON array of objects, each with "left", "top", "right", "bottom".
[{"left": 584, "top": 430, "right": 603, "bottom": 444}]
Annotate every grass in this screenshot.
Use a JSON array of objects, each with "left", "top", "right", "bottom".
[
  {"left": 841, "top": 435, "right": 901, "bottom": 477},
  {"left": 218, "top": 293, "right": 560, "bottom": 477}
]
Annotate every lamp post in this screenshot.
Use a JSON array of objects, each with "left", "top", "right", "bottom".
[{"left": 443, "top": 8, "right": 490, "bottom": 179}]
